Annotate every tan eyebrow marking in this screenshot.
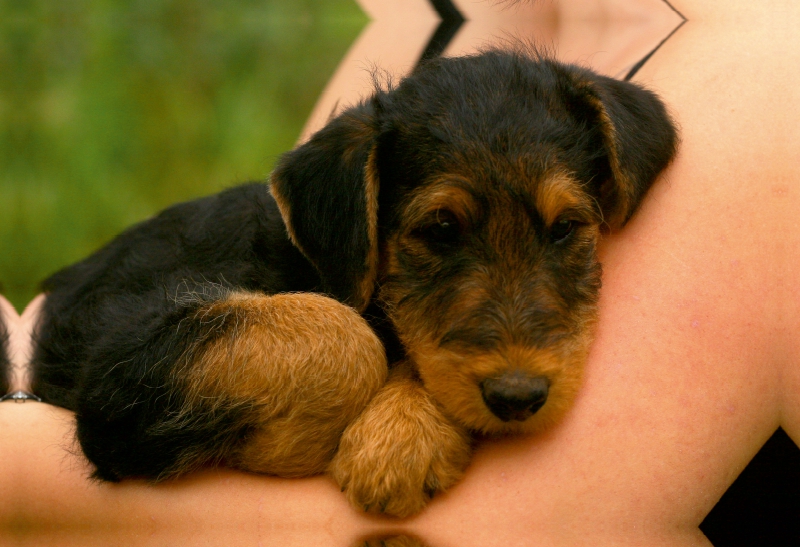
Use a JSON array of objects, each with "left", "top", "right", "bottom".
[
  {"left": 535, "top": 170, "right": 597, "bottom": 226},
  {"left": 403, "top": 178, "right": 479, "bottom": 229}
]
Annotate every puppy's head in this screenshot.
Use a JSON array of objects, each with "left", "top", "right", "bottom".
[{"left": 271, "top": 50, "right": 677, "bottom": 434}]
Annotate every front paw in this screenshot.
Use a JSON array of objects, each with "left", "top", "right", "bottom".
[{"left": 329, "top": 371, "right": 471, "bottom": 518}]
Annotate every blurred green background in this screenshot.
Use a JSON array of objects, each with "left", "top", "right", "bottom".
[{"left": 0, "top": 0, "right": 367, "bottom": 311}]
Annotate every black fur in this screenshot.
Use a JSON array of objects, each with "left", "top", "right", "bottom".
[
  {"left": 32, "top": 50, "right": 677, "bottom": 481},
  {"left": 271, "top": 104, "right": 378, "bottom": 309},
  {"left": 33, "top": 184, "right": 321, "bottom": 480}
]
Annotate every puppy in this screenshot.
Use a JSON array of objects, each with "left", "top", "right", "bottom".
[{"left": 32, "top": 49, "right": 677, "bottom": 517}]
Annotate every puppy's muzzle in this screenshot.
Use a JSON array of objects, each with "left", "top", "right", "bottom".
[{"left": 480, "top": 372, "right": 550, "bottom": 422}]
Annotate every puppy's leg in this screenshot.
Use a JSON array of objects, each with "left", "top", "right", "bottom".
[
  {"left": 174, "top": 291, "right": 388, "bottom": 477},
  {"left": 329, "top": 361, "right": 472, "bottom": 518},
  {"left": 72, "top": 290, "right": 386, "bottom": 481}
]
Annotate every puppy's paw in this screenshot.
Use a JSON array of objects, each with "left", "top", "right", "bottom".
[{"left": 329, "top": 365, "right": 471, "bottom": 518}]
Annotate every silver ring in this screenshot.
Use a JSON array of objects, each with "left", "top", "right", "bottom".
[{"left": 0, "top": 391, "right": 42, "bottom": 403}]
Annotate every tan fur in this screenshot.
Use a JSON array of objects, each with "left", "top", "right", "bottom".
[
  {"left": 178, "top": 292, "right": 388, "bottom": 477},
  {"left": 269, "top": 155, "right": 380, "bottom": 313},
  {"left": 329, "top": 361, "right": 472, "bottom": 517},
  {"left": 582, "top": 91, "right": 631, "bottom": 229},
  {"left": 535, "top": 169, "right": 599, "bottom": 226},
  {"left": 412, "top": 333, "right": 593, "bottom": 435},
  {"left": 357, "top": 149, "right": 381, "bottom": 311},
  {"left": 268, "top": 175, "right": 300, "bottom": 253},
  {"left": 400, "top": 178, "right": 480, "bottom": 229}
]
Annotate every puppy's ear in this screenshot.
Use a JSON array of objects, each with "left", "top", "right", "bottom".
[
  {"left": 270, "top": 103, "right": 379, "bottom": 311},
  {"left": 569, "top": 71, "right": 678, "bottom": 229}
]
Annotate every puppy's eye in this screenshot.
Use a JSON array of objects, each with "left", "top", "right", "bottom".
[
  {"left": 417, "top": 211, "right": 461, "bottom": 244},
  {"left": 550, "top": 219, "right": 575, "bottom": 243}
]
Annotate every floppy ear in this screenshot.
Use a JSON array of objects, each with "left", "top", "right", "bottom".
[
  {"left": 269, "top": 103, "right": 380, "bottom": 312},
  {"left": 569, "top": 71, "right": 678, "bottom": 229}
]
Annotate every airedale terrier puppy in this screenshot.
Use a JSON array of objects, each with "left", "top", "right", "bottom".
[{"left": 32, "top": 49, "right": 677, "bottom": 517}]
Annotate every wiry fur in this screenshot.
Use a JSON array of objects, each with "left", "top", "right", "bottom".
[
  {"left": 175, "top": 292, "right": 387, "bottom": 477},
  {"left": 330, "top": 362, "right": 472, "bottom": 517},
  {"left": 32, "top": 49, "right": 677, "bottom": 514}
]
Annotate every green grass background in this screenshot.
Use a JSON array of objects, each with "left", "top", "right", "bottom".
[{"left": 0, "top": 0, "right": 367, "bottom": 311}]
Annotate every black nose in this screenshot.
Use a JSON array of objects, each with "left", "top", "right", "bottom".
[{"left": 481, "top": 372, "right": 549, "bottom": 422}]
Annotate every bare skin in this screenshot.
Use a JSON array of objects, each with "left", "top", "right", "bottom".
[{"left": 2, "top": 0, "right": 798, "bottom": 545}]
